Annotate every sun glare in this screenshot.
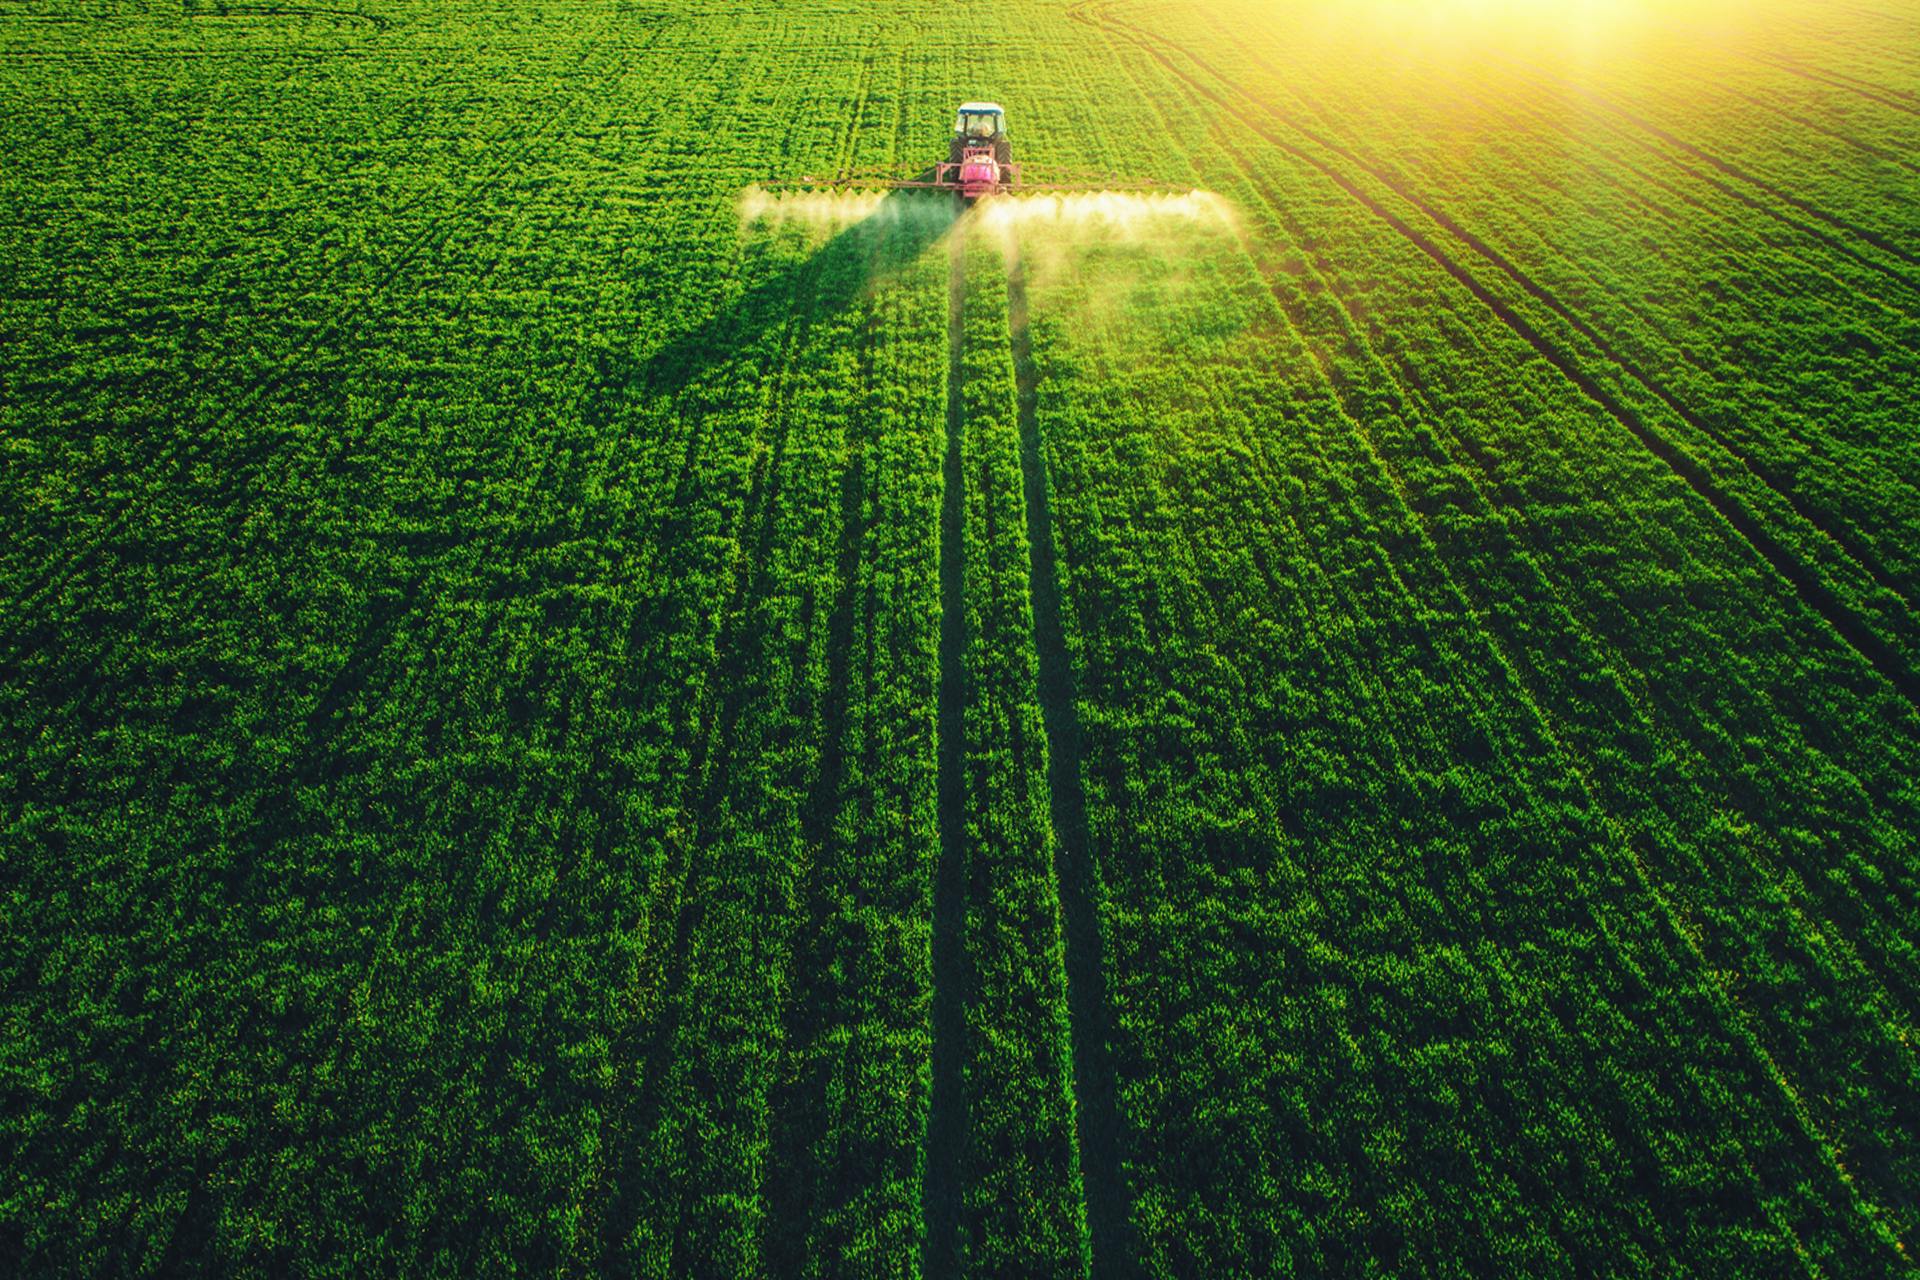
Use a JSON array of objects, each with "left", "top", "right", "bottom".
[{"left": 1267, "top": 0, "right": 1781, "bottom": 69}]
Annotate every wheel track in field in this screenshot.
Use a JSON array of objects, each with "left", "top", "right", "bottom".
[
  {"left": 1605, "top": 14, "right": 1920, "bottom": 171},
  {"left": 1483, "top": 78, "right": 1920, "bottom": 336},
  {"left": 1169, "top": 0, "right": 1920, "bottom": 304},
  {"left": 1479, "top": 50, "right": 1920, "bottom": 290},
  {"left": 1076, "top": 28, "right": 1920, "bottom": 1262},
  {"left": 920, "top": 230, "right": 969, "bottom": 1280},
  {"left": 1245, "top": 31, "right": 1920, "bottom": 319},
  {"left": 1246, "top": 53, "right": 1920, "bottom": 552},
  {"left": 0, "top": 11, "right": 640, "bottom": 671},
  {"left": 1187, "top": 6, "right": 1920, "bottom": 606},
  {"left": 185, "top": 2, "right": 390, "bottom": 31},
  {"left": 1067, "top": 0, "right": 1920, "bottom": 709},
  {"left": 1208, "top": 131, "right": 1920, "bottom": 1259},
  {"left": 1121, "top": 0, "right": 1920, "bottom": 1013},
  {"left": 763, "top": 49, "right": 911, "bottom": 1266},
  {"left": 584, "top": 190, "right": 961, "bottom": 1266},
  {"left": 758, "top": 70, "right": 942, "bottom": 1264},
  {"left": 1100, "top": 48, "right": 1772, "bottom": 1265},
  {"left": 1094, "top": 21, "right": 1920, "bottom": 1262},
  {"left": 1755, "top": 51, "right": 1920, "bottom": 117},
  {"left": 596, "top": 278, "right": 818, "bottom": 1271},
  {"left": 1721, "top": 84, "right": 1920, "bottom": 178},
  {"left": 761, "top": 290, "right": 879, "bottom": 1273},
  {"left": 1798, "top": 0, "right": 1920, "bottom": 38},
  {"left": 1006, "top": 248, "right": 1139, "bottom": 1280},
  {"left": 1525, "top": 120, "right": 1920, "bottom": 317}
]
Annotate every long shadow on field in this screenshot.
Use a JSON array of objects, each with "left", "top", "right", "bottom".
[
  {"left": 595, "top": 184, "right": 961, "bottom": 1276},
  {"left": 609, "top": 184, "right": 959, "bottom": 408}
]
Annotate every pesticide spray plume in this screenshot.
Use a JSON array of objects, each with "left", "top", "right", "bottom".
[
  {"left": 737, "top": 184, "right": 958, "bottom": 235},
  {"left": 973, "top": 189, "right": 1240, "bottom": 301},
  {"left": 971, "top": 188, "right": 1237, "bottom": 232},
  {"left": 733, "top": 184, "right": 1239, "bottom": 317},
  {"left": 973, "top": 189, "right": 1237, "bottom": 265},
  {"left": 737, "top": 185, "right": 1232, "bottom": 238}
]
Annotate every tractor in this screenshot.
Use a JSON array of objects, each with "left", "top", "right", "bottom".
[{"left": 945, "top": 101, "right": 1014, "bottom": 200}]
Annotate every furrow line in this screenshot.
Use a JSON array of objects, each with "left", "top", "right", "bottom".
[
  {"left": 1724, "top": 85, "right": 1920, "bottom": 176},
  {"left": 1177, "top": 4, "right": 1920, "bottom": 615},
  {"left": 1068, "top": 0, "right": 1920, "bottom": 707},
  {"left": 595, "top": 279, "right": 815, "bottom": 1272},
  {"left": 762, "top": 287, "right": 880, "bottom": 1270},
  {"left": 1006, "top": 249, "right": 1138, "bottom": 1280},
  {"left": 920, "top": 230, "right": 969, "bottom": 1280},
  {"left": 1217, "top": 140, "right": 1920, "bottom": 1257},
  {"left": 1757, "top": 51, "right": 1920, "bottom": 115},
  {"left": 1489, "top": 50, "right": 1920, "bottom": 285}
]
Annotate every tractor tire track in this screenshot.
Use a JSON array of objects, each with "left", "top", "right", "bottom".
[
  {"left": 1225, "top": 200, "right": 1915, "bottom": 1265},
  {"left": 1183, "top": 7, "right": 1920, "bottom": 614},
  {"left": 1212, "top": 136, "right": 1920, "bottom": 1254},
  {"left": 1493, "top": 83, "right": 1920, "bottom": 331},
  {"left": 762, "top": 294, "right": 879, "bottom": 1275},
  {"left": 1006, "top": 249, "right": 1139, "bottom": 1280},
  {"left": 594, "top": 270, "right": 817, "bottom": 1265},
  {"left": 835, "top": 46, "right": 880, "bottom": 176},
  {"left": 1723, "top": 85, "right": 1920, "bottom": 178},
  {"left": 1213, "top": 113, "right": 1920, "bottom": 998},
  {"left": 1069, "top": 0, "right": 1920, "bottom": 708},
  {"left": 1184, "top": 8, "right": 1920, "bottom": 310},
  {"left": 1322, "top": 42, "right": 1920, "bottom": 316},
  {"left": 1097, "top": 53, "right": 1697, "bottom": 1262},
  {"left": 1101, "top": 25, "right": 1920, "bottom": 1259},
  {"left": 1486, "top": 50, "right": 1920, "bottom": 285},
  {"left": 1448, "top": 65, "right": 1920, "bottom": 338},
  {"left": 1095, "top": 30, "right": 1920, "bottom": 1262},
  {"left": 920, "top": 231, "right": 969, "bottom": 1280},
  {"left": 591, "top": 51, "right": 922, "bottom": 1266},
  {"left": 1756, "top": 51, "right": 1920, "bottom": 117},
  {"left": 186, "top": 2, "right": 390, "bottom": 32}
]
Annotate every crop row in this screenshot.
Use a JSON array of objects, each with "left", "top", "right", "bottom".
[
  {"left": 1004, "top": 5, "right": 1920, "bottom": 1272},
  {"left": 1016, "top": 200, "right": 1917, "bottom": 1275},
  {"left": 1155, "top": 0, "right": 1920, "bottom": 646},
  {"left": 944, "top": 231, "right": 1090, "bottom": 1278},
  {"left": 0, "top": 7, "right": 966, "bottom": 1274}
]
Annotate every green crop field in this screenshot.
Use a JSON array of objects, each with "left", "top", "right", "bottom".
[{"left": 5, "top": 0, "right": 1920, "bottom": 1274}]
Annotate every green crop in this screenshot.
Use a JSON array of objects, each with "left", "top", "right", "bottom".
[{"left": 4, "top": 0, "right": 1919, "bottom": 1276}]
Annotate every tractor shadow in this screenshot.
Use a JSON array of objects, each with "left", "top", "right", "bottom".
[
  {"left": 589, "top": 182, "right": 962, "bottom": 1272},
  {"left": 610, "top": 183, "right": 960, "bottom": 408}
]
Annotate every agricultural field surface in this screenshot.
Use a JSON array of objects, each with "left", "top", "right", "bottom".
[{"left": 4, "top": 0, "right": 1920, "bottom": 1275}]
